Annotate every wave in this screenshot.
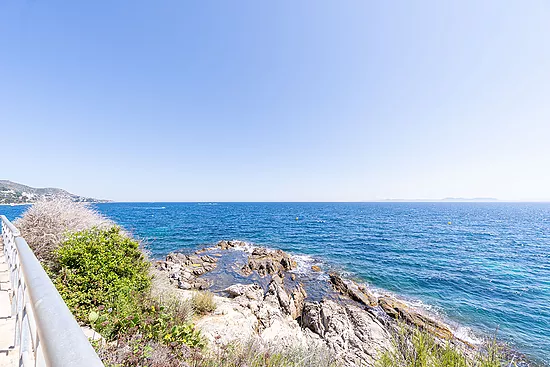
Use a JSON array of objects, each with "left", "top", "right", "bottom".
[{"left": 291, "top": 254, "right": 327, "bottom": 281}]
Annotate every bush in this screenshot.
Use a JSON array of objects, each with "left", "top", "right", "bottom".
[
  {"left": 53, "top": 226, "right": 151, "bottom": 322},
  {"left": 91, "top": 294, "right": 203, "bottom": 347},
  {"left": 376, "top": 325, "right": 505, "bottom": 367},
  {"left": 95, "top": 333, "right": 194, "bottom": 367},
  {"left": 15, "top": 199, "right": 113, "bottom": 263},
  {"left": 191, "top": 291, "right": 216, "bottom": 316}
]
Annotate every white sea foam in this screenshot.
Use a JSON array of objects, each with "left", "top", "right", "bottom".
[
  {"left": 292, "top": 254, "right": 317, "bottom": 273},
  {"left": 230, "top": 240, "right": 256, "bottom": 254},
  {"left": 454, "top": 326, "right": 483, "bottom": 345}
]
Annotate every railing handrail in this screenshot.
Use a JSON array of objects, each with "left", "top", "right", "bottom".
[
  {"left": 1, "top": 215, "right": 104, "bottom": 367},
  {"left": 1, "top": 215, "right": 21, "bottom": 236}
]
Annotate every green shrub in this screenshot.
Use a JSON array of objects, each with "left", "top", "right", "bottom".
[
  {"left": 53, "top": 226, "right": 204, "bottom": 355},
  {"left": 91, "top": 295, "right": 203, "bottom": 348},
  {"left": 53, "top": 226, "right": 151, "bottom": 322},
  {"left": 191, "top": 291, "right": 216, "bottom": 316}
]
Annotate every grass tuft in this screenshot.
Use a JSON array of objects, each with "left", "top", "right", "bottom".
[
  {"left": 192, "top": 291, "right": 217, "bottom": 316},
  {"left": 186, "top": 338, "right": 339, "bottom": 367},
  {"left": 376, "top": 324, "right": 506, "bottom": 367}
]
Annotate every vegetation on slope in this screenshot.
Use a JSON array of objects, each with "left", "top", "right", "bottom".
[
  {"left": 16, "top": 200, "right": 205, "bottom": 365},
  {"left": 377, "top": 325, "right": 505, "bottom": 367}
]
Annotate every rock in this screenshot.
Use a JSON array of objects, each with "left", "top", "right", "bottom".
[
  {"left": 252, "top": 247, "right": 268, "bottom": 256},
  {"left": 290, "top": 285, "right": 307, "bottom": 319},
  {"left": 194, "top": 296, "right": 259, "bottom": 346},
  {"left": 329, "top": 273, "right": 378, "bottom": 307},
  {"left": 224, "top": 283, "right": 264, "bottom": 301},
  {"left": 195, "top": 278, "right": 212, "bottom": 290},
  {"left": 217, "top": 240, "right": 232, "bottom": 250},
  {"left": 165, "top": 252, "right": 188, "bottom": 264},
  {"left": 311, "top": 265, "right": 322, "bottom": 272},
  {"left": 217, "top": 240, "right": 247, "bottom": 250},
  {"left": 260, "top": 314, "right": 321, "bottom": 350},
  {"left": 301, "top": 300, "right": 392, "bottom": 367},
  {"left": 264, "top": 275, "right": 306, "bottom": 319},
  {"left": 378, "top": 297, "right": 454, "bottom": 340},
  {"left": 181, "top": 271, "right": 193, "bottom": 280},
  {"left": 242, "top": 248, "right": 297, "bottom": 277},
  {"left": 203, "top": 263, "right": 216, "bottom": 272},
  {"left": 290, "top": 273, "right": 296, "bottom": 281},
  {"left": 178, "top": 280, "right": 192, "bottom": 290},
  {"left": 192, "top": 267, "right": 208, "bottom": 276},
  {"left": 178, "top": 277, "right": 211, "bottom": 290},
  {"left": 201, "top": 255, "right": 217, "bottom": 263},
  {"left": 157, "top": 252, "right": 219, "bottom": 290}
]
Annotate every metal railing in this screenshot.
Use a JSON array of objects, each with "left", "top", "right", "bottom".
[{"left": 1, "top": 215, "right": 104, "bottom": 367}]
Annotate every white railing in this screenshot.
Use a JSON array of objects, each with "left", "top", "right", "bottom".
[{"left": 1, "top": 215, "right": 104, "bottom": 367}]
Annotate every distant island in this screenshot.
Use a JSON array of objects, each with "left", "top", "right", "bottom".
[
  {"left": 382, "top": 197, "right": 499, "bottom": 202},
  {"left": 0, "top": 180, "right": 109, "bottom": 204}
]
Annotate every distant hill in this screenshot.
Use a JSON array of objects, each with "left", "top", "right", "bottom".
[
  {"left": 382, "top": 197, "right": 499, "bottom": 202},
  {"left": 0, "top": 180, "right": 109, "bottom": 204},
  {"left": 440, "top": 197, "right": 499, "bottom": 202}
]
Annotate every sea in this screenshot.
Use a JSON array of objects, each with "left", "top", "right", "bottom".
[{"left": 2, "top": 202, "right": 549, "bottom": 365}]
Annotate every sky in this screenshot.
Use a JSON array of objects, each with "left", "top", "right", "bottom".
[{"left": 1, "top": 1, "right": 549, "bottom": 202}]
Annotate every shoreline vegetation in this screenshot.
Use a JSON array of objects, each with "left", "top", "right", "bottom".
[{"left": 13, "top": 199, "right": 525, "bottom": 367}]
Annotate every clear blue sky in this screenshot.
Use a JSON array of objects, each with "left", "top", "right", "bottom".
[{"left": 1, "top": 1, "right": 549, "bottom": 202}]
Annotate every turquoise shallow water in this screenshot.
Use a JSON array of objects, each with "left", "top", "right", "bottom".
[{"left": 3, "top": 202, "right": 549, "bottom": 364}]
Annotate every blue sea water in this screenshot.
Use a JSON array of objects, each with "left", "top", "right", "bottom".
[{"left": 2, "top": 202, "right": 549, "bottom": 364}]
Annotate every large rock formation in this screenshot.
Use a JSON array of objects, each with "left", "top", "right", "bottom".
[
  {"left": 264, "top": 275, "right": 307, "bottom": 320},
  {"left": 241, "top": 247, "right": 297, "bottom": 277},
  {"left": 378, "top": 296, "right": 454, "bottom": 340},
  {"left": 302, "top": 299, "right": 393, "bottom": 367},
  {"left": 154, "top": 241, "right": 467, "bottom": 367},
  {"left": 215, "top": 240, "right": 298, "bottom": 277},
  {"left": 330, "top": 273, "right": 378, "bottom": 307},
  {"left": 197, "top": 279, "right": 322, "bottom": 351},
  {"left": 330, "top": 273, "right": 454, "bottom": 341}
]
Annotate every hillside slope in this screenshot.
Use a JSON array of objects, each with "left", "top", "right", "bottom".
[{"left": 0, "top": 180, "right": 109, "bottom": 204}]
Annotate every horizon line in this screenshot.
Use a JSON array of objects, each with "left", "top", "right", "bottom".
[{"left": 94, "top": 199, "right": 550, "bottom": 203}]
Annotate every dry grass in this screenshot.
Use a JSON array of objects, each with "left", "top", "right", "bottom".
[
  {"left": 14, "top": 198, "right": 114, "bottom": 263},
  {"left": 187, "top": 338, "right": 339, "bottom": 367},
  {"left": 376, "top": 325, "right": 506, "bottom": 367},
  {"left": 163, "top": 295, "right": 195, "bottom": 325},
  {"left": 191, "top": 291, "right": 216, "bottom": 316}
]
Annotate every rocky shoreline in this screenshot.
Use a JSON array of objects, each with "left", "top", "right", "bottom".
[{"left": 152, "top": 240, "right": 505, "bottom": 366}]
